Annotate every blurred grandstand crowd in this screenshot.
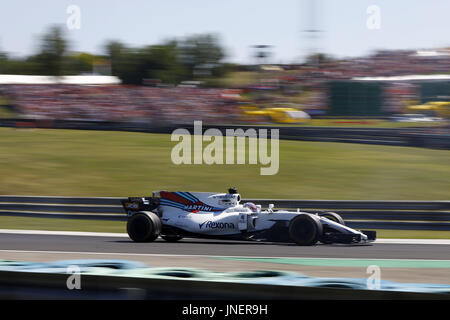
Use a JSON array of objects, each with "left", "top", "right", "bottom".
[
  {"left": 1, "top": 49, "right": 449, "bottom": 123},
  {"left": 301, "top": 49, "right": 450, "bottom": 80},
  {"left": 3, "top": 85, "right": 240, "bottom": 124}
]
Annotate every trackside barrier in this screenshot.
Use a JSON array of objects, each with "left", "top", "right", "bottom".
[
  {"left": 0, "top": 196, "right": 449, "bottom": 230},
  {"left": 0, "top": 270, "right": 449, "bottom": 300},
  {"left": 1, "top": 119, "right": 449, "bottom": 149}
]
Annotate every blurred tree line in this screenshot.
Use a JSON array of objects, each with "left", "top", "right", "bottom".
[{"left": 0, "top": 25, "right": 236, "bottom": 85}]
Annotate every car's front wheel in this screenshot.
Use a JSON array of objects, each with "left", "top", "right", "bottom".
[
  {"left": 288, "top": 214, "right": 323, "bottom": 246},
  {"left": 318, "top": 212, "right": 346, "bottom": 244},
  {"left": 127, "top": 211, "right": 161, "bottom": 242},
  {"left": 318, "top": 212, "right": 345, "bottom": 225}
]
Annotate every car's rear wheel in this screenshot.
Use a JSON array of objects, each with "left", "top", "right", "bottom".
[
  {"left": 318, "top": 212, "right": 345, "bottom": 225},
  {"left": 288, "top": 214, "right": 323, "bottom": 246},
  {"left": 127, "top": 211, "right": 161, "bottom": 242},
  {"left": 161, "top": 235, "right": 183, "bottom": 242}
]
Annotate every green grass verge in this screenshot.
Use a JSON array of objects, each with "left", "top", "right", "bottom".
[
  {"left": 0, "top": 127, "right": 448, "bottom": 199},
  {"left": 0, "top": 106, "right": 16, "bottom": 118},
  {"left": 1, "top": 216, "right": 449, "bottom": 239},
  {"left": 0, "top": 216, "right": 125, "bottom": 233}
]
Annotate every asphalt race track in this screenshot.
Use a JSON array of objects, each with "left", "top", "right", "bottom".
[{"left": 0, "top": 232, "right": 449, "bottom": 260}]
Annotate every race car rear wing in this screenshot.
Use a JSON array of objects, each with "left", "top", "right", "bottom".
[{"left": 121, "top": 197, "right": 160, "bottom": 216}]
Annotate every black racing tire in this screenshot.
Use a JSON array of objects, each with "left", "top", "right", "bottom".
[
  {"left": 318, "top": 212, "right": 345, "bottom": 226},
  {"left": 161, "top": 235, "right": 183, "bottom": 242},
  {"left": 127, "top": 211, "right": 162, "bottom": 242},
  {"left": 288, "top": 214, "right": 323, "bottom": 246}
]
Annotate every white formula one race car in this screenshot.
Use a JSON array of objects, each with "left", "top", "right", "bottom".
[{"left": 121, "top": 188, "right": 376, "bottom": 245}]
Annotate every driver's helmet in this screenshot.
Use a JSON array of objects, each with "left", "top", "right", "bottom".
[{"left": 243, "top": 202, "right": 258, "bottom": 213}]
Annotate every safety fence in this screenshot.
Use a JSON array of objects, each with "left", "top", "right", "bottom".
[
  {"left": 1, "top": 118, "right": 449, "bottom": 149},
  {"left": 1, "top": 196, "right": 449, "bottom": 231},
  {"left": 1, "top": 267, "right": 449, "bottom": 300}
]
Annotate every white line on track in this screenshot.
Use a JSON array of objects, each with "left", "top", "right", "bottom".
[
  {"left": 0, "top": 229, "right": 128, "bottom": 237},
  {"left": 376, "top": 238, "right": 450, "bottom": 245},
  {"left": 0, "top": 249, "right": 210, "bottom": 258},
  {"left": 0, "top": 229, "right": 449, "bottom": 245}
]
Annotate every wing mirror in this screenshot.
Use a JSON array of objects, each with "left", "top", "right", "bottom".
[{"left": 268, "top": 203, "right": 274, "bottom": 213}]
